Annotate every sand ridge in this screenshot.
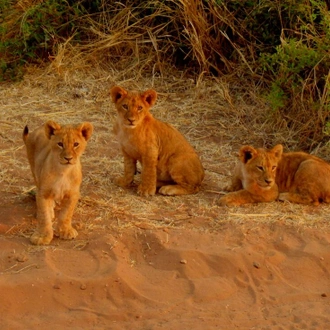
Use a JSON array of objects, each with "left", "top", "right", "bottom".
[{"left": 1, "top": 219, "right": 330, "bottom": 329}]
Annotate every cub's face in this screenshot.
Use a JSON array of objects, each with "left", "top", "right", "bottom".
[
  {"left": 110, "top": 86, "right": 157, "bottom": 128},
  {"left": 45, "top": 121, "right": 93, "bottom": 165},
  {"left": 240, "top": 144, "right": 283, "bottom": 189}
]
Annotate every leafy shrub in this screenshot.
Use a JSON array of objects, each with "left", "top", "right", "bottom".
[
  {"left": 1, "top": 0, "right": 330, "bottom": 148},
  {"left": 0, "top": 0, "right": 90, "bottom": 80},
  {"left": 258, "top": 0, "right": 330, "bottom": 147}
]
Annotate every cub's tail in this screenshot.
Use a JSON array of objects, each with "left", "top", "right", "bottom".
[{"left": 23, "top": 125, "right": 29, "bottom": 143}]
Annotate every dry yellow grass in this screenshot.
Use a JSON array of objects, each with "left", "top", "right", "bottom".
[{"left": 1, "top": 62, "right": 330, "bottom": 245}]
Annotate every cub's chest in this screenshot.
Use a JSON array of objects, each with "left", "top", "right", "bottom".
[
  {"left": 116, "top": 126, "right": 156, "bottom": 159},
  {"left": 50, "top": 169, "right": 81, "bottom": 201}
]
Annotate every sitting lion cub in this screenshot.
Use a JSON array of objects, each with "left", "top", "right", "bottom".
[
  {"left": 219, "top": 144, "right": 283, "bottom": 206},
  {"left": 110, "top": 86, "right": 204, "bottom": 196},
  {"left": 276, "top": 150, "right": 330, "bottom": 205},
  {"left": 23, "top": 120, "right": 93, "bottom": 245}
]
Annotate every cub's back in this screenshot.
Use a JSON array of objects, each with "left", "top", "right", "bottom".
[
  {"left": 154, "top": 119, "right": 198, "bottom": 155},
  {"left": 23, "top": 125, "right": 51, "bottom": 179},
  {"left": 277, "top": 151, "right": 330, "bottom": 191}
]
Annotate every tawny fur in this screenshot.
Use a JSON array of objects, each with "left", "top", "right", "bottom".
[
  {"left": 219, "top": 144, "right": 283, "bottom": 206},
  {"left": 23, "top": 120, "right": 93, "bottom": 245},
  {"left": 276, "top": 151, "right": 330, "bottom": 205},
  {"left": 110, "top": 86, "right": 204, "bottom": 197}
]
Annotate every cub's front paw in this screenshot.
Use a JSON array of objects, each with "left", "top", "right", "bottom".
[
  {"left": 54, "top": 225, "right": 78, "bottom": 240},
  {"left": 218, "top": 195, "right": 241, "bottom": 207},
  {"left": 137, "top": 184, "right": 156, "bottom": 197},
  {"left": 114, "top": 176, "right": 133, "bottom": 188},
  {"left": 218, "top": 196, "right": 230, "bottom": 206},
  {"left": 30, "top": 230, "right": 53, "bottom": 245}
]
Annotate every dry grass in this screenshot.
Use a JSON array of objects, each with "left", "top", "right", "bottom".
[
  {"left": 3, "top": 1, "right": 329, "bottom": 151},
  {"left": 1, "top": 61, "right": 330, "bottom": 245}
]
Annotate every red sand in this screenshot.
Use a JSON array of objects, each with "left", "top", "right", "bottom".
[{"left": 1, "top": 200, "right": 330, "bottom": 329}]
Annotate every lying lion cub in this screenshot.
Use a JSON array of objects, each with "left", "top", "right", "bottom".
[
  {"left": 219, "top": 144, "right": 283, "bottom": 206},
  {"left": 23, "top": 120, "right": 93, "bottom": 245},
  {"left": 277, "top": 150, "right": 330, "bottom": 205},
  {"left": 110, "top": 86, "right": 204, "bottom": 196}
]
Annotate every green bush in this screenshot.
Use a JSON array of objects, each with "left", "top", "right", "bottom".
[
  {"left": 1, "top": 0, "right": 330, "bottom": 148},
  {"left": 258, "top": 0, "right": 330, "bottom": 146},
  {"left": 0, "top": 0, "right": 91, "bottom": 80}
]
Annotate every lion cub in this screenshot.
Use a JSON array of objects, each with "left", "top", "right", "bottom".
[
  {"left": 277, "top": 150, "right": 330, "bottom": 205},
  {"left": 110, "top": 86, "right": 204, "bottom": 197},
  {"left": 23, "top": 120, "right": 93, "bottom": 245},
  {"left": 219, "top": 144, "right": 283, "bottom": 206}
]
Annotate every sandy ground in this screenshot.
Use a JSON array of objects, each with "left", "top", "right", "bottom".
[{"left": 1, "top": 69, "right": 330, "bottom": 329}]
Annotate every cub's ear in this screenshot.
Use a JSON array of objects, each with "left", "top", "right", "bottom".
[
  {"left": 141, "top": 89, "right": 157, "bottom": 107},
  {"left": 110, "top": 86, "right": 127, "bottom": 104},
  {"left": 78, "top": 122, "right": 93, "bottom": 141},
  {"left": 45, "top": 120, "right": 61, "bottom": 139},
  {"left": 239, "top": 145, "right": 257, "bottom": 164},
  {"left": 271, "top": 144, "right": 283, "bottom": 159}
]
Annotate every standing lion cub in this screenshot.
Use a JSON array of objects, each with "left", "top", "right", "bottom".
[
  {"left": 110, "top": 86, "right": 204, "bottom": 196},
  {"left": 23, "top": 120, "right": 93, "bottom": 245}
]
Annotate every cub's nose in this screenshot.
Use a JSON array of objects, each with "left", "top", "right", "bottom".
[
  {"left": 64, "top": 156, "right": 73, "bottom": 162},
  {"left": 265, "top": 178, "right": 273, "bottom": 184}
]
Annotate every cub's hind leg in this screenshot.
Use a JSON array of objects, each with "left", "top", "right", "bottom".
[
  {"left": 278, "top": 192, "right": 319, "bottom": 205},
  {"left": 159, "top": 183, "right": 199, "bottom": 196},
  {"left": 159, "top": 164, "right": 203, "bottom": 196}
]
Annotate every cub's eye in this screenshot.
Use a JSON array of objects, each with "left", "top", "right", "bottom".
[
  {"left": 58, "top": 142, "right": 63, "bottom": 148},
  {"left": 137, "top": 105, "right": 143, "bottom": 111},
  {"left": 122, "top": 104, "right": 128, "bottom": 110},
  {"left": 257, "top": 166, "right": 264, "bottom": 171},
  {"left": 272, "top": 166, "right": 277, "bottom": 171},
  {"left": 74, "top": 142, "right": 79, "bottom": 147}
]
